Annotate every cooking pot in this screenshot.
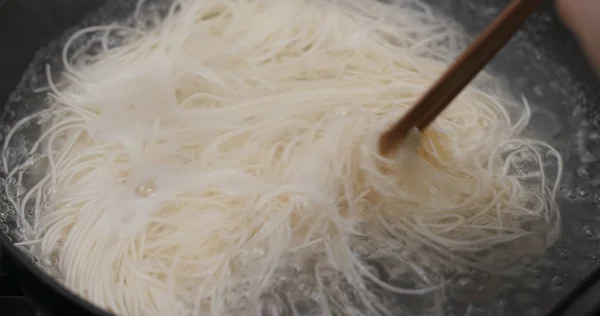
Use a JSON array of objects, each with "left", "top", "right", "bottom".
[{"left": 1, "top": 0, "right": 600, "bottom": 315}]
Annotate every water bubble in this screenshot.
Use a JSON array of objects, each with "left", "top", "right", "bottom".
[
  {"left": 336, "top": 110, "right": 350, "bottom": 117},
  {"left": 583, "top": 225, "right": 596, "bottom": 237},
  {"left": 533, "top": 85, "right": 544, "bottom": 97},
  {"left": 573, "top": 105, "right": 587, "bottom": 117},
  {"left": 26, "top": 208, "right": 36, "bottom": 217},
  {"left": 42, "top": 255, "right": 58, "bottom": 267},
  {"left": 517, "top": 170, "right": 542, "bottom": 180},
  {"left": 43, "top": 94, "right": 54, "bottom": 105},
  {"left": 293, "top": 299, "right": 319, "bottom": 316},
  {"left": 455, "top": 276, "right": 477, "bottom": 295},
  {"left": 550, "top": 80, "right": 562, "bottom": 92},
  {"left": 281, "top": 265, "right": 301, "bottom": 279},
  {"left": 135, "top": 181, "right": 157, "bottom": 197},
  {"left": 559, "top": 186, "right": 569, "bottom": 194},
  {"left": 24, "top": 153, "right": 41, "bottom": 168},
  {"left": 551, "top": 276, "right": 564, "bottom": 289},
  {"left": 525, "top": 274, "right": 545, "bottom": 291},
  {"left": 44, "top": 187, "right": 57, "bottom": 199},
  {"left": 0, "top": 200, "right": 10, "bottom": 212},
  {"left": 592, "top": 112, "right": 600, "bottom": 127},
  {"left": 577, "top": 166, "right": 592, "bottom": 179},
  {"left": 494, "top": 297, "right": 508, "bottom": 313},
  {"left": 295, "top": 274, "right": 315, "bottom": 297},
  {"left": 577, "top": 187, "right": 591, "bottom": 198},
  {"left": 0, "top": 210, "right": 7, "bottom": 219},
  {"left": 260, "top": 294, "right": 287, "bottom": 316},
  {"left": 351, "top": 240, "right": 372, "bottom": 257},
  {"left": 40, "top": 200, "right": 52, "bottom": 211},
  {"left": 1, "top": 224, "right": 9, "bottom": 234},
  {"left": 316, "top": 267, "right": 337, "bottom": 286},
  {"left": 594, "top": 191, "right": 600, "bottom": 202},
  {"left": 580, "top": 151, "right": 596, "bottom": 164},
  {"left": 558, "top": 250, "right": 570, "bottom": 260}
]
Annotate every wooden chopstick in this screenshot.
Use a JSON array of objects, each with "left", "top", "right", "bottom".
[{"left": 378, "top": 0, "right": 545, "bottom": 156}]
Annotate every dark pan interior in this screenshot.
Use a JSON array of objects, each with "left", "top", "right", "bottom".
[
  {"left": 1, "top": 0, "right": 600, "bottom": 315},
  {"left": 0, "top": 2, "right": 117, "bottom": 314}
]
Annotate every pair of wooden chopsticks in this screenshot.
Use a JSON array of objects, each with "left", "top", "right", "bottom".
[{"left": 378, "top": 0, "right": 545, "bottom": 156}]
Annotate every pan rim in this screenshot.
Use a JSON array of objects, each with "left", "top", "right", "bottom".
[{"left": 0, "top": 234, "right": 114, "bottom": 315}]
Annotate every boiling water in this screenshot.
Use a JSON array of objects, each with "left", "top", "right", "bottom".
[{"left": 0, "top": 0, "right": 599, "bottom": 315}]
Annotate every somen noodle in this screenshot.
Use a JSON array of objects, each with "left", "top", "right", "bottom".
[{"left": 2, "top": 0, "right": 563, "bottom": 315}]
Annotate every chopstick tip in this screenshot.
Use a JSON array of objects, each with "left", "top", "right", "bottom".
[{"left": 378, "top": 131, "right": 396, "bottom": 157}]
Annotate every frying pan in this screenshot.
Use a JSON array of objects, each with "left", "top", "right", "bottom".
[{"left": 1, "top": 0, "right": 600, "bottom": 315}]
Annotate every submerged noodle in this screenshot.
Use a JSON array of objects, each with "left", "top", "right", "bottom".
[{"left": 3, "top": 0, "right": 563, "bottom": 315}]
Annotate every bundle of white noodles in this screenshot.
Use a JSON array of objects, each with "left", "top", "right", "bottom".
[{"left": 3, "top": 0, "right": 563, "bottom": 315}]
